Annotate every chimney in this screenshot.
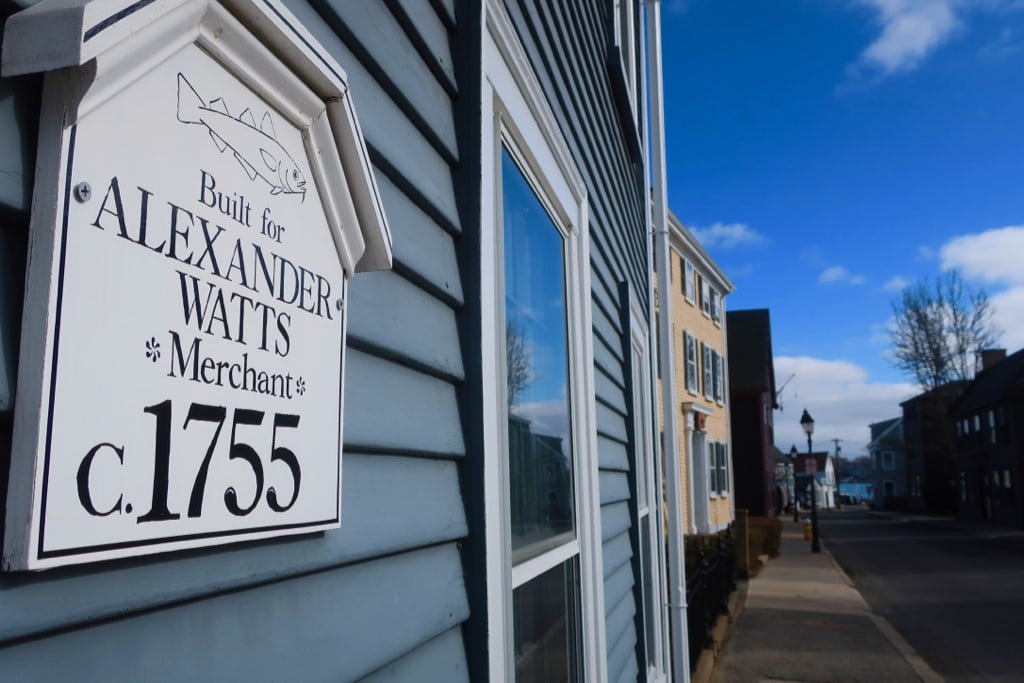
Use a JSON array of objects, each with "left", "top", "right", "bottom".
[{"left": 980, "top": 348, "right": 1007, "bottom": 372}]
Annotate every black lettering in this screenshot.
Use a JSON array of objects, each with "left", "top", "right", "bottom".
[
  {"left": 195, "top": 219, "right": 225, "bottom": 276},
  {"left": 199, "top": 170, "right": 217, "bottom": 208},
  {"left": 91, "top": 177, "right": 129, "bottom": 237},
  {"left": 77, "top": 442, "right": 125, "bottom": 517}
]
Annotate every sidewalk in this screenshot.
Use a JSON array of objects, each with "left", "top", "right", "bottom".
[{"left": 713, "top": 518, "right": 943, "bottom": 683}]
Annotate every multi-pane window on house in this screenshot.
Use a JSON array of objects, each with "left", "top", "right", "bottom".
[
  {"left": 708, "top": 442, "right": 729, "bottom": 495},
  {"left": 710, "top": 289, "right": 721, "bottom": 324},
  {"left": 701, "top": 343, "right": 713, "bottom": 400},
  {"left": 684, "top": 331, "right": 698, "bottom": 394},
  {"left": 989, "top": 410, "right": 997, "bottom": 443},
  {"left": 882, "top": 451, "right": 895, "bottom": 470},
  {"left": 684, "top": 260, "right": 695, "bottom": 303},
  {"left": 501, "top": 146, "right": 581, "bottom": 682},
  {"left": 700, "top": 278, "right": 711, "bottom": 316},
  {"left": 712, "top": 350, "right": 724, "bottom": 404}
]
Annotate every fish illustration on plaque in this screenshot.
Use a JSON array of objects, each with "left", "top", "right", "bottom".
[{"left": 176, "top": 73, "right": 307, "bottom": 201}]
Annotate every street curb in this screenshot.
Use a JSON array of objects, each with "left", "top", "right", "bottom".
[{"left": 822, "top": 541, "right": 945, "bottom": 683}]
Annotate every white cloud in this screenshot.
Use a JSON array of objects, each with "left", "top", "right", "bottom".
[
  {"left": 991, "top": 287, "right": 1024, "bottom": 351},
  {"left": 819, "top": 265, "right": 866, "bottom": 285},
  {"left": 939, "top": 225, "right": 1024, "bottom": 284},
  {"left": 850, "top": 0, "right": 961, "bottom": 79},
  {"left": 937, "top": 225, "right": 1024, "bottom": 355},
  {"left": 774, "top": 356, "right": 917, "bottom": 454},
  {"left": 882, "top": 275, "right": 909, "bottom": 291},
  {"left": 690, "top": 222, "right": 766, "bottom": 249},
  {"left": 917, "top": 245, "right": 936, "bottom": 261}
]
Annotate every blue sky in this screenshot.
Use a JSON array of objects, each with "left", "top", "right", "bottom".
[{"left": 660, "top": 0, "right": 1024, "bottom": 453}]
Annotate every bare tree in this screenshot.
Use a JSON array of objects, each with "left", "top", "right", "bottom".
[
  {"left": 506, "top": 317, "right": 532, "bottom": 407},
  {"left": 890, "top": 270, "right": 1001, "bottom": 391}
]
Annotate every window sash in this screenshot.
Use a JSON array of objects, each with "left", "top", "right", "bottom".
[
  {"left": 684, "top": 332, "right": 697, "bottom": 393},
  {"left": 684, "top": 261, "right": 695, "bottom": 303},
  {"left": 702, "top": 343, "right": 713, "bottom": 400}
]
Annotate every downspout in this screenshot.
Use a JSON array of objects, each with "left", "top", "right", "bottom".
[{"left": 646, "top": 2, "right": 691, "bottom": 680}]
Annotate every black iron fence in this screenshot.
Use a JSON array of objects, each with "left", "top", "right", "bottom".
[{"left": 684, "top": 527, "right": 736, "bottom": 673}]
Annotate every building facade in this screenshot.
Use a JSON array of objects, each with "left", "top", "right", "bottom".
[
  {"left": 663, "top": 212, "right": 734, "bottom": 535},
  {"left": 952, "top": 348, "right": 1024, "bottom": 527},
  {"left": 726, "top": 308, "right": 778, "bottom": 518},
  {"left": 868, "top": 417, "right": 908, "bottom": 510},
  {"left": 0, "top": 1, "right": 683, "bottom": 680}
]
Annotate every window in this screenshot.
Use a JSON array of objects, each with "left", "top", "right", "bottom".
[
  {"left": 702, "top": 343, "right": 712, "bottom": 400},
  {"left": 629, "top": 295, "right": 670, "bottom": 681},
  {"left": 712, "top": 350, "right": 724, "bottom": 404},
  {"left": 700, "top": 278, "right": 711, "bottom": 317},
  {"left": 884, "top": 480, "right": 896, "bottom": 497},
  {"left": 684, "top": 331, "right": 698, "bottom": 394},
  {"left": 501, "top": 145, "right": 584, "bottom": 680},
  {"left": 684, "top": 260, "right": 695, "bottom": 303},
  {"left": 710, "top": 289, "right": 721, "bottom": 324},
  {"left": 709, "top": 442, "right": 729, "bottom": 495},
  {"left": 882, "top": 451, "right": 895, "bottom": 470},
  {"left": 612, "top": 0, "right": 638, "bottom": 115},
  {"left": 484, "top": 6, "right": 603, "bottom": 679},
  {"left": 989, "top": 410, "right": 997, "bottom": 443}
]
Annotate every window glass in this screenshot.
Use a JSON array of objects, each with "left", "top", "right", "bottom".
[
  {"left": 702, "top": 344, "right": 712, "bottom": 400},
  {"left": 720, "top": 444, "right": 729, "bottom": 493},
  {"left": 707, "top": 443, "right": 715, "bottom": 495},
  {"left": 685, "top": 332, "right": 697, "bottom": 393},
  {"left": 513, "top": 559, "right": 581, "bottom": 682},
  {"left": 685, "top": 261, "right": 695, "bottom": 302},
  {"left": 502, "top": 148, "right": 576, "bottom": 559}
]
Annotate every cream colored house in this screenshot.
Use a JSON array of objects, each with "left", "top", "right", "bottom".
[{"left": 662, "top": 211, "right": 735, "bottom": 534}]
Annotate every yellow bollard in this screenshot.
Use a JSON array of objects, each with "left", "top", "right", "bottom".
[{"left": 803, "top": 520, "right": 812, "bottom": 541}]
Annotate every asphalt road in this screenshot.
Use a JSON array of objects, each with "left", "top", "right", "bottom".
[{"left": 820, "top": 507, "right": 1024, "bottom": 682}]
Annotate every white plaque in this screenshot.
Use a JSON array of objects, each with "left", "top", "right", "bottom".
[{"left": 3, "top": 0, "right": 391, "bottom": 569}]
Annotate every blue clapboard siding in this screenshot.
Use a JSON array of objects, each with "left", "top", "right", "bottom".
[
  {"left": 361, "top": 626, "right": 469, "bottom": 682},
  {"left": 503, "top": 0, "right": 650, "bottom": 678},
  {"left": 0, "top": 1, "right": 471, "bottom": 679},
  {"left": 0, "top": 544, "right": 468, "bottom": 682}
]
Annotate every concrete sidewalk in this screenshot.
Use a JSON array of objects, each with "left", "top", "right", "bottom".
[{"left": 713, "top": 518, "right": 943, "bottom": 683}]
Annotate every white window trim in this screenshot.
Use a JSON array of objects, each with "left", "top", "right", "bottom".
[
  {"left": 629, "top": 290, "right": 670, "bottom": 683},
  {"left": 612, "top": 0, "right": 638, "bottom": 124},
  {"left": 684, "top": 260, "right": 695, "bottom": 304},
  {"left": 482, "top": 3, "right": 605, "bottom": 680},
  {"left": 700, "top": 278, "right": 711, "bottom": 318}
]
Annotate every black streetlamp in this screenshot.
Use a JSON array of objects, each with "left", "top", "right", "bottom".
[
  {"left": 789, "top": 445, "right": 799, "bottom": 523},
  {"left": 801, "top": 409, "right": 820, "bottom": 552}
]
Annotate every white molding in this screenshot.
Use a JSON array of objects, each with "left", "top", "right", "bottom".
[
  {"left": 483, "top": 1, "right": 605, "bottom": 679},
  {"left": 2, "top": 0, "right": 391, "bottom": 273}
]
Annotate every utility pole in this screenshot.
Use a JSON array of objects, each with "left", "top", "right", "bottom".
[{"left": 832, "top": 439, "right": 842, "bottom": 506}]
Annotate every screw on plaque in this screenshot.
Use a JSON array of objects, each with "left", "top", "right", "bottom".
[
  {"left": 74, "top": 182, "right": 92, "bottom": 203},
  {"left": 335, "top": 298, "right": 344, "bottom": 312}
]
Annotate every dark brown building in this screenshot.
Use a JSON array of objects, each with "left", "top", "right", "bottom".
[
  {"left": 951, "top": 348, "right": 1024, "bottom": 527},
  {"left": 726, "top": 309, "right": 778, "bottom": 517}
]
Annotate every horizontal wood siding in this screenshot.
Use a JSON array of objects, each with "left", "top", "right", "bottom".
[
  {"left": 0, "top": 0, "right": 470, "bottom": 679},
  {"left": 504, "top": 0, "right": 650, "bottom": 677}
]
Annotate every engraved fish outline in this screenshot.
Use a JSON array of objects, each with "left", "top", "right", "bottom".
[{"left": 176, "top": 73, "right": 307, "bottom": 201}]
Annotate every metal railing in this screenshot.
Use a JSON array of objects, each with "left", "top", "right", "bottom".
[{"left": 684, "top": 528, "right": 736, "bottom": 673}]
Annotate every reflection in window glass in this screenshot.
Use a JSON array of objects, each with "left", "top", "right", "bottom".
[
  {"left": 502, "top": 147, "right": 576, "bottom": 559},
  {"left": 513, "top": 559, "right": 581, "bottom": 683}
]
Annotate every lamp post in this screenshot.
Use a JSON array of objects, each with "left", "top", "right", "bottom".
[
  {"left": 801, "top": 409, "right": 820, "bottom": 552},
  {"left": 789, "top": 445, "right": 799, "bottom": 522}
]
